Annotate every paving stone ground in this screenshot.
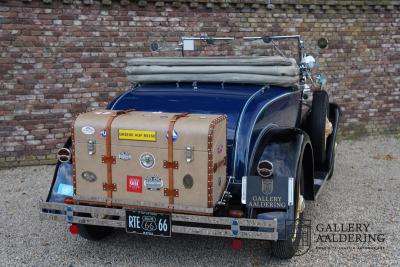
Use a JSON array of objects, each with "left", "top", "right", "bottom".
[{"left": 0, "top": 136, "right": 399, "bottom": 266}]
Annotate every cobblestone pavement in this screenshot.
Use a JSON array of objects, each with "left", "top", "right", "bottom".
[{"left": 0, "top": 136, "right": 399, "bottom": 266}]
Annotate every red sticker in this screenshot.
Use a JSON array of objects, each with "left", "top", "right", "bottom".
[{"left": 127, "top": 176, "right": 142, "bottom": 193}]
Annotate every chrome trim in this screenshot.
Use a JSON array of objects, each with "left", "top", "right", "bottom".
[
  {"left": 257, "top": 160, "right": 274, "bottom": 178},
  {"left": 57, "top": 148, "right": 71, "bottom": 163},
  {"left": 110, "top": 84, "right": 139, "bottom": 110},
  {"left": 241, "top": 176, "right": 247, "bottom": 204},
  {"left": 288, "top": 177, "right": 294, "bottom": 206},
  {"left": 39, "top": 201, "right": 278, "bottom": 241}
]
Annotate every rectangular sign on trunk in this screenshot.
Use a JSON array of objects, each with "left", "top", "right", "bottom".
[{"left": 118, "top": 129, "right": 157, "bottom": 141}]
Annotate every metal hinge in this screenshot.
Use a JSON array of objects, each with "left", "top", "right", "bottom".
[
  {"left": 101, "top": 155, "right": 116, "bottom": 164},
  {"left": 102, "top": 183, "right": 117, "bottom": 192},
  {"left": 164, "top": 188, "right": 179, "bottom": 197},
  {"left": 186, "top": 146, "right": 194, "bottom": 163}
]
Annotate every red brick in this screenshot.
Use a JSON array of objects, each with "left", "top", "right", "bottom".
[{"left": 0, "top": 0, "right": 399, "bottom": 166}]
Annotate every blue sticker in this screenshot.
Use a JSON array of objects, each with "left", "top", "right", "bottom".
[
  {"left": 100, "top": 129, "right": 107, "bottom": 138},
  {"left": 231, "top": 219, "right": 240, "bottom": 237},
  {"left": 57, "top": 183, "right": 73, "bottom": 197},
  {"left": 165, "top": 129, "right": 178, "bottom": 142}
]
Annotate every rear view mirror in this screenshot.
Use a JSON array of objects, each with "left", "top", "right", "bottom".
[
  {"left": 150, "top": 42, "right": 160, "bottom": 52},
  {"left": 262, "top": 36, "right": 272, "bottom": 44},
  {"left": 317, "top": 38, "right": 328, "bottom": 49}
]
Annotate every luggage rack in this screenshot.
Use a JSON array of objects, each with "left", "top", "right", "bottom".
[{"left": 39, "top": 201, "right": 278, "bottom": 241}]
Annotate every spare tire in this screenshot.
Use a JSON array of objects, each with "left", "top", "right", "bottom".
[{"left": 308, "top": 90, "right": 329, "bottom": 168}]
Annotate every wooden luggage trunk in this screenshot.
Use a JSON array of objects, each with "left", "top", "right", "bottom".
[{"left": 72, "top": 110, "right": 227, "bottom": 214}]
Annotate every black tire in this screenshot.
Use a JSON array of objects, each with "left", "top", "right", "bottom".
[
  {"left": 77, "top": 224, "right": 113, "bottom": 241},
  {"left": 308, "top": 90, "right": 330, "bottom": 167},
  {"left": 271, "top": 166, "right": 304, "bottom": 259}
]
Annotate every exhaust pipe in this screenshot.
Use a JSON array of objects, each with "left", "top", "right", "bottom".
[{"left": 257, "top": 160, "right": 273, "bottom": 178}]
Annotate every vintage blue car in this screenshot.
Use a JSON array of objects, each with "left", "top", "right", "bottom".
[{"left": 40, "top": 35, "right": 340, "bottom": 259}]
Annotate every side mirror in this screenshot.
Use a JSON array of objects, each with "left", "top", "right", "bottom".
[
  {"left": 317, "top": 38, "right": 328, "bottom": 49},
  {"left": 262, "top": 36, "right": 272, "bottom": 44},
  {"left": 302, "top": 55, "right": 316, "bottom": 69}
]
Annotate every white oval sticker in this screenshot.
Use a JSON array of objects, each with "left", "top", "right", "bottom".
[
  {"left": 81, "top": 126, "right": 95, "bottom": 135},
  {"left": 94, "top": 111, "right": 111, "bottom": 115}
]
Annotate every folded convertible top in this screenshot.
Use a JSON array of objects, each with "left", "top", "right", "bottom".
[{"left": 126, "top": 56, "right": 299, "bottom": 87}]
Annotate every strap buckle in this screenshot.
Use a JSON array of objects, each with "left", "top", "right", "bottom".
[
  {"left": 164, "top": 188, "right": 179, "bottom": 197},
  {"left": 102, "top": 183, "right": 117, "bottom": 192},
  {"left": 163, "top": 160, "right": 179, "bottom": 169},
  {"left": 101, "top": 155, "right": 116, "bottom": 164}
]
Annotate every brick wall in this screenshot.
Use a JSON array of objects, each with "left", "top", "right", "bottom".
[{"left": 0, "top": 0, "right": 399, "bottom": 167}]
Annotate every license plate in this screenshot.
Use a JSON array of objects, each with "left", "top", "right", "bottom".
[{"left": 125, "top": 210, "right": 171, "bottom": 237}]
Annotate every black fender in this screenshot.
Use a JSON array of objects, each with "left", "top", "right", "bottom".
[
  {"left": 245, "top": 127, "right": 314, "bottom": 239},
  {"left": 248, "top": 127, "right": 314, "bottom": 201}
]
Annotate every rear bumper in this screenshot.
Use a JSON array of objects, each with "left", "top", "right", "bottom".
[{"left": 39, "top": 201, "right": 278, "bottom": 241}]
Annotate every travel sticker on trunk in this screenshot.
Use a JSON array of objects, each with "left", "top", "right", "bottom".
[
  {"left": 119, "top": 129, "right": 157, "bottom": 141},
  {"left": 139, "top": 152, "right": 155, "bottom": 169},
  {"left": 144, "top": 175, "right": 163, "bottom": 190},
  {"left": 118, "top": 151, "right": 131, "bottom": 161},
  {"left": 81, "top": 126, "right": 95, "bottom": 135},
  {"left": 127, "top": 176, "right": 142, "bottom": 193},
  {"left": 165, "top": 129, "right": 178, "bottom": 142},
  {"left": 100, "top": 129, "right": 107, "bottom": 138}
]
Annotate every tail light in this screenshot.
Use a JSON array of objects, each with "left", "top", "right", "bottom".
[
  {"left": 231, "top": 239, "right": 242, "bottom": 250},
  {"left": 69, "top": 224, "right": 78, "bottom": 235},
  {"left": 257, "top": 160, "right": 273, "bottom": 178},
  {"left": 57, "top": 148, "right": 71, "bottom": 163}
]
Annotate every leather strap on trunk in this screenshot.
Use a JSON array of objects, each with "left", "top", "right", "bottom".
[
  {"left": 163, "top": 112, "right": 190, "bottom": 207},
  {"left": 102, "top": 109, "right": 134, "bottom": 206}
]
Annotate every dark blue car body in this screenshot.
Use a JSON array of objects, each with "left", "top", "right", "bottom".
[
  {"left": 46, "top": 81, "right": 340, "bottom": 243},
  {"left": 107, "top": 82, "right": 302, "bottom": 194}
]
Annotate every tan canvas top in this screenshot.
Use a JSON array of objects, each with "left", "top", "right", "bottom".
[{"left": 126, "top": 56, "right": 299, "bottom": 87}]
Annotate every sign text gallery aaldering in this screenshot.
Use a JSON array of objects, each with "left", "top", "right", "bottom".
[{"left": 315, "top": 223, "right": 385, "bottom": 243}]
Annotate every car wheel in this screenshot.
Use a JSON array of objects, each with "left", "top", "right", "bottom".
[
  {"left": 271, "top": 166, "right": 304, "bottom": 259},
  {"left": 77, "top": 224, "right": 113, "bottom": 241},
  {"left": 308, "top": 90, "right": 330, "bottom": 168}
]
